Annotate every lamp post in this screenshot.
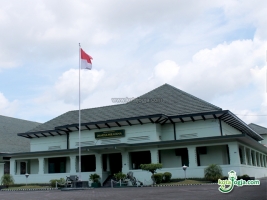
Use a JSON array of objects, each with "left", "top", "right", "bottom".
[
  {"left": 182, "top": 165, "right": 187, "bottom": 180},
  {"left": 25, "top": 173, "right": 29, "bottom": 186}
]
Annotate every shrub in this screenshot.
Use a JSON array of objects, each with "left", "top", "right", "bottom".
[
  {"left": 89, "top": 173, "right": 100, "bottom": 183},
  {"left": 1, "top": 174, "right": 15, "bottom": 188},
  {"left": 204, "top": 164, "right": 223, "bottom": 182},
  {"left": 152, "top": 173, "right": 163, "bottom": 184},
  {"left": 49, "top": 178, "right": 66, "bottom": 187},
  {"left": 114, "top": 171, "right": 126, "bottom": 181},
  {"left": 241, "top": 174, "right": 249, "bottom": 178},
  {"left": 140, "top": 163, "right": 163, "bottom": 175},
  {"left": 163, "top": 172, "right": 172, "bottom": 183},
  {"left": 49, "top": 179, "right": 58, "bottom": 188}
]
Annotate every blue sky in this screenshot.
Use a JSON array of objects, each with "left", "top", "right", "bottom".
[{"left": 0, "top": 0, "right": 266, "bottom": 127}]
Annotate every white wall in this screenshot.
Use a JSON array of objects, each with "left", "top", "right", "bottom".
[
  {"left": 161, "top": 124, "right": 174, "bottom": 141},
  {"left": 160, "top": 149, "right": 181, "bottom": 168},
  {"left": 69, "top": 123, "right": 159, "bottom": 148},
  {"left": 161, "top": 120, "right": 222, "bottom": 141},
  {"left": 176, "top": 119, "right": 221, "bottom": 139},
  {"left": 30, "top": 159, "right": 38, "bottom": 174},
  {"left": 260, "top": 135, "right": 267, "bottom": 146},
  {"left": 200, "top": 145, "right": 228, "bottom": 166},
  {"left": 31, "top": 136, "right": 67, "bottom": 152},
  {"left": 221, "top": 121, "right": 242, "bottom": 135}
]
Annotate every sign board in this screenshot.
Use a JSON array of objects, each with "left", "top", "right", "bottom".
[{"left": 95, "top": 129, "right": 125, "bottom": 139}]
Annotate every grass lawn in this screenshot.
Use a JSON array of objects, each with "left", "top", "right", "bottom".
[
  {"left": 1, "top": 185, "right": 51, "bottom": 190},
  {"left": 158, "top": 179, "right": 211, "bottom": 185}
]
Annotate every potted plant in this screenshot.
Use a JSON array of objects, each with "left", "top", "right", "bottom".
[
  {"left": 1, "top": 174, "right": 14, "bottom": 188},
  {"left": 89, "top": 173, "right": 101, "bottom": 188},
  {"left": 114, "top": 172, "right": 127, "bottom": 187}
]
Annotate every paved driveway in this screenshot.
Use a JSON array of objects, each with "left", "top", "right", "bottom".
[{"left": 0, "top": 178, "right": 266, "bottom": 200}]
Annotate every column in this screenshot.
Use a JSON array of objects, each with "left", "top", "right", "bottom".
[
  {"left": 187, "top": 146, "right": 197, "bottom": 167},
  {"left": 242, "top": 146, "right": 247, "bottom": 165},
  {"left": 69, "top": 155, "right": 76, "bottom": 174},
  {"left": 106, "top": 155, "right": 110, "bottom": 171},
  {"left": 38, "top": 158, "right": 44, "bottom": 174},
  {"left": 9, "top": 159, "right": 16, "bottom": 176},
  {"left": 0, "top": 163, "right": 4, "bottom": 178},
  {"left": 95, "top": 154, "right": 102, "bottom": 174},
  {"left": 228, "top": 142, "right": 240, "bottom": 165},
  {"left": 150, "top": 149, "right": 159, "bottom": 163},
  {"left": 121, "top": 151, "right": 129, "bottom": 174},
  {"left": 253, "top": 151, "right": 257, "bottom": 166}
]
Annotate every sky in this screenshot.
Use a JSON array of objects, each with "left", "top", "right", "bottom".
[{"left": 0, "top": 0, "right": 266, "bottom": 127}]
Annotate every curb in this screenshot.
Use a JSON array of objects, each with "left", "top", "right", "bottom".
[
  {"left": 0, "top": 183, "right": 218, "bottom": 191},
  {"left": 0, "top": 188, "right": 58, "bottom": 192},
  {"left": 150, "top": 183, "right": 218, "bottom": 187}
]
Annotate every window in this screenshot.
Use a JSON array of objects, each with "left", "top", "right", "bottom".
[
  {"left": 130, "top": 151, "right": 151, "bottom": 169},
  {"left": 48, "top": 157, "right": 66, "bottom": 173},
  {"left": 20, "top": 162, "right": 27, "bottom": 174}
]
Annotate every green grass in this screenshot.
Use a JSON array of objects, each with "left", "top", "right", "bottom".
[{"left": 158, "top": 179, "right": 211, "bottom": 185}]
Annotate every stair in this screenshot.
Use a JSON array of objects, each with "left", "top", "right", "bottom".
[{"left": 103, "top": 175, "right": 113, "bottom": 187}]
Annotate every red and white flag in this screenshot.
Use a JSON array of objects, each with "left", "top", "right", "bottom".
[{"left": 80, "top": 48, "right": 93, "bottom": 70}]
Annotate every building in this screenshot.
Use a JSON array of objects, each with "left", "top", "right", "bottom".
[
  {"left": 248, "top": 123, "right": 267, "bottom": 147},
  {"left": 2, "top": 84, "right": 267, "bottom": 184},
  {"left": 0, "top": 115, "right": 40, "bottom": 178}
]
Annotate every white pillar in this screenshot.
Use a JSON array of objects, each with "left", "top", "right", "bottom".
[
  {"left": 243, "top": 146, "right": 247, "bottom": 165},
  {"left": 228, "top": 142, "right": 240, "bottom": 165},
  {"left": 253, "top": 151, "right": 257, "bottom": 166},
  {"left": 38, "top": 158, "right": 44, "bottom": 174},
  {"left": 187, "top": 146, "right": 197, "bottom": 168},
  {"left": 95, "top": 154, "right": 102, "bottom": 174},
  {"left": 0, "top": 163, "right": 4, "bottom": 178},
  {"left": 106, "top": 155, "right": 110, "bottom": 171},
  {"left": 121, "top": 151, "right": 129, "bottom": 174},
  {"left": 10, "top": 159, "right": 16, "bottom": 176},
  {"left": 150, "top": 149, "right": 159, "bottom": 163},
  {"left": 69, "top": 156, "right": 76, "bottom": 174},
  {"left": 249, "top": 149, "right": 253, "bottom": 166}
]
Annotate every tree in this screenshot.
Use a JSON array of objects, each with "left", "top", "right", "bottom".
[
  {"left": 1, "top": 174, "right": 14, "bottom": 188},
  {"left": 204, "top": 164, "right": 223, "bottom": 182},
  {"left": 140, "top": 163, "right": 163, "bottom": 184}
]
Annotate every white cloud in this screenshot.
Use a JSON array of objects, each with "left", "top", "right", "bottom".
[
  {"left": 0, "top": 0, "right": 267, "bottom": 127},
  {"left": 0, "top": 93, "right": 18, "bottom": 116},
  {"left": 154, "top": 60, "right": 180, "bottom": 82}
]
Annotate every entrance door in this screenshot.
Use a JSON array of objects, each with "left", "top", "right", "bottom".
[{"left": 109, "top": 153, "right": 122, "bottom": 174}]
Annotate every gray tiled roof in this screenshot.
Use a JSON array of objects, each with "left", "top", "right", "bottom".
[
  {"left": 0, "top": 115, "right": 40, "bottom": 153},
  {"left": 248, "top": 123, "right": 267, "bottom": 135},
  {"left": 27, "top": 84, "right": 221, "bottom": 133}
]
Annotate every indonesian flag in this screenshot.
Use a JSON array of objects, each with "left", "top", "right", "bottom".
[{"left": 80, "top": 48, "right": 93, "bottom": 70}]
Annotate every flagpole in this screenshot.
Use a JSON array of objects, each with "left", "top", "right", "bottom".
[{"left": 78, "top": 43, "right": 81, "bottom": 181}]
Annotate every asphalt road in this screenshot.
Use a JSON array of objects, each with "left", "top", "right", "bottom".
[{"left": 0, "top": 178, "right": 266, "bottom": 200}]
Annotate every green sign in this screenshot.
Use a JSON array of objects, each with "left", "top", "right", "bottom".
[{"left": 95, "top": 129, "right": 125, "bottom": 139}]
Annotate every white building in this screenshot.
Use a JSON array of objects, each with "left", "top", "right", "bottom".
[
  {"left": 0, "top": 115, "right": 40, "bottom": 179},
  {"left": 2, "top": 84, "right": 267, "bottom": 184}
]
